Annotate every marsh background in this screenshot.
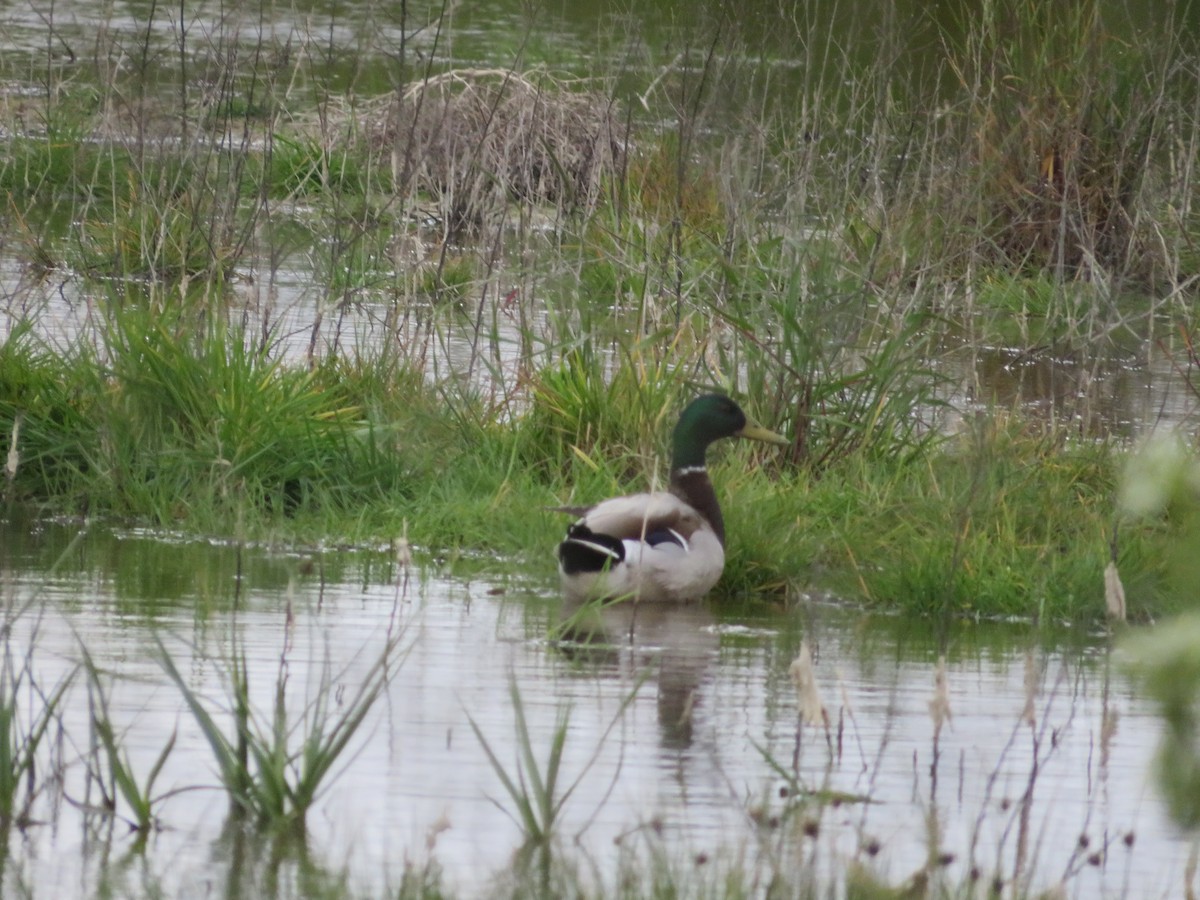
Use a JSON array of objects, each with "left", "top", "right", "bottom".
[{"left": 1, "top": 0, "right": 1199, "bottom": 897}]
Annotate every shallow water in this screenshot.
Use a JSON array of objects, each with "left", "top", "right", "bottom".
[{"left": 0, "top": 513, "right": 1190, "bottom": 898}]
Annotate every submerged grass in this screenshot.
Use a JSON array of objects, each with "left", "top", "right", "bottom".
[
  {"left": 0, "top": 627, "right": 72, "bottom": 832},
  {"left": 468, "top": 677, "right": 573, "bottom": 886},
  {"left": 82, "top": 647, "right": 177, "bottom": 841}
]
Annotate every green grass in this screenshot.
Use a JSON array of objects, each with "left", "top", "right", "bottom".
[
  {"left": 0, "top": 296, "right": 437, "bottom": 531},
  {"left": 0, "top": 639, "right": 73, "bottom": 831},
  {"left": 157, "top": 628, "right": 398, "bottom": 833},
  {"left": 0, "top": 300, "right": 1166, "bottom": 623},
  {"left": 82, "top": 647, "right": 177, "bottom": 842},
  {"left": 828, "top": 434, "right": 1119, "bottom": 622},
  {"left": 468, "top": 677, "right": 574, "bottom": 887},
  {"left": 720, "top": 423, "right": 1132, "bottom": 622},
  {"left": 266, "top": 133, "right": 386, "bottom": 199}
]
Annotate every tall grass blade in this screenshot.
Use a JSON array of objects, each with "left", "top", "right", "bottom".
[
  {"left": 156, "top": 630, "right": 401, "bottom": 830},
  {"left": 82, "top": 646, "right": 177, "bottom": 836}
]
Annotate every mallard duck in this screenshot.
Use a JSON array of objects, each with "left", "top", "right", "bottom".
[{"left": 555, "top": 394, "right": 788, "bottom": 604}]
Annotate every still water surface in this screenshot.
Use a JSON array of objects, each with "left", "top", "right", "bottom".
[{"left": 0, "top": 514, "right": 1191, "bottom": 897}]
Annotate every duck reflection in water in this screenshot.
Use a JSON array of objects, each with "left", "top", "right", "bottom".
[{"left": 556, "top": 598, "right": 718, "bottom": 749}]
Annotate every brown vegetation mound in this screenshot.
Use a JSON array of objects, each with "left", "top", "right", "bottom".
[{"left": 376, "top": 69, "right": 625, "bottom": 234}]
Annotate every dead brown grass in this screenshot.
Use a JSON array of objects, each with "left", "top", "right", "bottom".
[{"left": 375, "top": 68, "right": 626, "bottom": 234}]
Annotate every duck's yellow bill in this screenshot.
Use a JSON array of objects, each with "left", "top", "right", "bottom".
[{"left": 736, "top": 423, "right": 790, "bottom": 446}]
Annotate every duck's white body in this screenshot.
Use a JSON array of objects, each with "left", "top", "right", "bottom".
[{"left": 558, "top": 492, "right": 725, "bottom": 604}]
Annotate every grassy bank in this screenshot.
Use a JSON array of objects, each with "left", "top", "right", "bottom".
[
  {"left": 1, "top": 0, "right": 1198, "bottom": 625},
  {"left": 0, "top": 306, "right": 1158, "bottom": 624}
]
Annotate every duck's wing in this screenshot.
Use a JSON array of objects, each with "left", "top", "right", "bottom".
[{"left": 573, "top": 492, "right": 712, "bottom": 541}]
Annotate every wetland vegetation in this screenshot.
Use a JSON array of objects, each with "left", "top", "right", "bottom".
[
  {"left": 2, "top": 0, "right": 1197, "bottom": 623},
  {"left": 1, "top": 0, "right": 1200, "bottom": 896}
]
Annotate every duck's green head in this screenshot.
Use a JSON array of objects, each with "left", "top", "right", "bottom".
[{"left": 671, "top": 394, "right": 789, "bottom": 469}]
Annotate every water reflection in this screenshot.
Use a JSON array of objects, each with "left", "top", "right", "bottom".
[
  {"left": 558, "top": 599, "right": 719, "bottom": 748},
  {"left": 936, "top": 331, "right": 1200, "bottom": 438},
  {"left": 0, "top": 513, "right": 1192, "bottom": 897}
]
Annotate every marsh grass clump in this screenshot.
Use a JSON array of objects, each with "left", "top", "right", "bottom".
[
  {"left": 0, "top": 294, "right": 438, "bottom": 533},
  {"left": 96, "top": 300, "right": 375, "bottom": 520},
  {"left": 78, "top": 176, "right": 247, "bottom": 281},
  {"left": 158, "top": 629, "right": 398, "bottom": 833},
  {"left": 830, "top": 419, "right": 1124, "bottom": 621},
  {"left": 0, "top": 321, "right": 96, "bottom": 501},
  {"left": 376, "top": 68, "right": 625, "bottom": 233},
  {"left": 713, "top": 249, "right": 947, "bottom": 471},
  {"left": 265, "top": 132, "right": 381, "bottom": 200},
  {"left": 515, "top": 339, "right": 698, "bottom": 484}
]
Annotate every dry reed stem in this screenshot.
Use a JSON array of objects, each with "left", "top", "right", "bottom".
[
  {"left": 789, "top": 641, "right": 827, "bottom": 728},
  {"left": 1103, "top": 561, "right": 1126, "bottom": 622},
  {"left": 5, "top": 414, "right": 20, "bottom": 482},
  {"left": 1021, "top": 650, "right": 1038, "bottom": 728},
  {"left": 929, "top": 656, "right": 951, "bottom": 741}
]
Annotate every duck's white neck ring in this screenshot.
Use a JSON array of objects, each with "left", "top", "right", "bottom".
[{"left": 674, "top": 465, "right": 707, "bottom": 477}]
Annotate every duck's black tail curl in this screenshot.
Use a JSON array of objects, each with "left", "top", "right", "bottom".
[{"left": 557, "top": 524, "right": 625, "bottom": 574}]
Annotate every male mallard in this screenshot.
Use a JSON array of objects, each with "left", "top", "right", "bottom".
[{"left": 556, "top": 394, "right": 788, "bottom": 604}]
